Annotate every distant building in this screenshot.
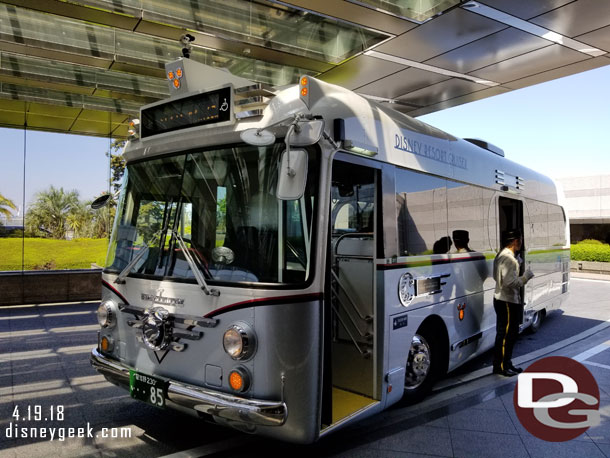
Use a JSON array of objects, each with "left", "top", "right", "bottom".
[{"left": 556, "top": 175, "right": 610, "bottom": 244}]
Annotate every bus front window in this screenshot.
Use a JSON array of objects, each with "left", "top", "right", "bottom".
[{"left": 105, "top": 143, "right": 318, "bottom": 285}]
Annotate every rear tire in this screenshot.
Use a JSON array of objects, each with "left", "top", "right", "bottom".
[
  {"left": 528, "top": 309, "right": 545, "bottom": 333},
  {"left": 402, "top": 329, "right": 439, "bottom": 404}
]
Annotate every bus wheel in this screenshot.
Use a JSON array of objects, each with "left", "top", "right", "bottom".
[
  {"left": 528, "top": 309, "right": 545, "bottom": 333},
  {"left": 403, "top": 332, "right": 436, "bottom": 402}
]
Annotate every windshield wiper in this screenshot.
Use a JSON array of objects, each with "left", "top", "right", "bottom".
[
  {"left": 114, "top": 243, "right": 150, "bottom": 284},
  {"left": 171, "top": 229, "right": 220, "bottom": 296}
]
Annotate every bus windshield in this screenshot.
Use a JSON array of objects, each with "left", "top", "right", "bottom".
[{"left": 105, "top": 143, "right": 318, "bottom": 285}]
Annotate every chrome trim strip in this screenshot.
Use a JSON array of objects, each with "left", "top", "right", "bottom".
[{"left": 90, "top": 349, "right": 287, "bottom": 427}]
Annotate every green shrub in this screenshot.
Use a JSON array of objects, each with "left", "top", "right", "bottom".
[
  {"left": 579, "top": 239, "right": 604, "bottom": 245},
  {"left": 571, "top": 240, "right": 610, "bottom": 262}
]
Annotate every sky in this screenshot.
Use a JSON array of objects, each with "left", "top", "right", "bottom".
[
  {"left": 419, "top": 64, "right": 610, "bottom": 180},
  {"left": 1, "top": 64, "right": 609, "bottom": 217}
]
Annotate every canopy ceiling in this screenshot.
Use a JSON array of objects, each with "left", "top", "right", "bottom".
[{"left": 0, "top": 0, "right": 608, "bottom": 138}]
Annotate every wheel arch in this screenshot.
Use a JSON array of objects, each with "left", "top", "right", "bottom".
[{"left": 417, "top": 314, "right": 450, "bottom": 377}]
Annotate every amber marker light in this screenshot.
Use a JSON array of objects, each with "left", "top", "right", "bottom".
[
  {"left": 176, "top": 68, "right": 183, "bottom": 78},
  {"left": 229, "top": 371, "right": 244, "bottom": 391},
  {"left": 301, "top": 87, "right": 308, "bottom": 97},
  {"left": 173, "top": 78, "right": 181, "bottom": 89},
  {"left": 300, "top": 76, "right": 308, "bottom": 86},
  {"left": 167, "top": 71, "right": 174, "bottom": 80},
  {"left": 100, "top": 336, "right": 113, "bottom": 352},
  {"left": 458, "top": 303, "right": 466, "bottom": 321}
]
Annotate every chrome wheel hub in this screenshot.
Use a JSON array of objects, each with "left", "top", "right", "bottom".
[{"left": 405, "top": 334, "right": 431, "bottom": 389}]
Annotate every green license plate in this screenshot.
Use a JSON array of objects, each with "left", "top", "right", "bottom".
[{"left": 129, "top": 370, "right": 167, "bottom": 408}]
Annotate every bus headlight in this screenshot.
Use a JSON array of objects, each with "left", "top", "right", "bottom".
[
  {"left": 97, "top": 300, "right": 117, "bottom": 329},
  {"left": 223, "top": 323, "right": 256, "bottom": 360}
]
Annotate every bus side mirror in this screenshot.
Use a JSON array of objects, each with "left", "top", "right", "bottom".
[
  {"left": 277, "top": 149, "right": 308, "bottom": 200},
  {"left": 91, "top": 194, "right": 112, "bottom": 209}
]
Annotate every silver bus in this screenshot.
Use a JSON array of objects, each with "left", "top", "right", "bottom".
[{"left": 91, "top": 57, "right": 570, "bottom": 443}]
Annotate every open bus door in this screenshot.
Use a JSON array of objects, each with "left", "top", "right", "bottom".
[
  {"left": 322, "top": 159, "right": 380, "bottom": 429},
  {"left": 498, "top": 196, "right": 525, "bottom": 306}
]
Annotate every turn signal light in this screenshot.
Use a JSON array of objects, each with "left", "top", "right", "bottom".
[
  {"left": 229, "top": 371, "right": 243, "bottom": 391},
  {"left": 100, "top": 335, "right": 114, "bottom": 352},
  {"left": 228, "top": 367, "right": 250, "bottom": 392}
]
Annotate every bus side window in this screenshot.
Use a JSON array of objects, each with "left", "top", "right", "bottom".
[
  {"left": 395, "top": 168, "right": 448, "bottom": 256},
  {"left": 524, "top": 198, "right": 549, "bottom": 249},
  {"left": 446, "top": 181, "right": 494, "bottom": 253}
]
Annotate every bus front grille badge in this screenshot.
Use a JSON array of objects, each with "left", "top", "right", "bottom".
[
  {"left": 141, "top": 307, "right": 172, "bottom": 351},
  {"left": 122, "top": 303, "right": 217, "bottom": 354}
]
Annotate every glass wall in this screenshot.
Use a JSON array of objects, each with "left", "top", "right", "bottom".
[{"left": 0, "top": 127, "right": 113, "bottom": 272}]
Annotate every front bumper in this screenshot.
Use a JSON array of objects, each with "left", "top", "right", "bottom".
[{"left": 90, "top": 348, "right": 287, "bottom": 427}]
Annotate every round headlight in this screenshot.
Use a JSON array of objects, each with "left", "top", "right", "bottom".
[
  {"left": 97, "top": 300, "right": 117, "bottom": 328},
  {"left": 223, "top": 323, "right": 256, "bottom": 360}
]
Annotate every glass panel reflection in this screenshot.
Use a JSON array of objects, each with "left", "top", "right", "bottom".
[
  {"left": 350, "top": 0, "right": 461, "bottom": 22},
  {"left": 22, "top": 131, "right": 111, "bottom": 270},
  {"left": 78, "top": 0, "right": 389, "bottom": 63},
  {"left": 0, "top": 128, "right": 25, "bottom": 272}
]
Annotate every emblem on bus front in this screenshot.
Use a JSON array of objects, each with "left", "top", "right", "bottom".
[
  {"left": 398, "top": 272, "right": 415, "bottom": 306},
  {"left": 141, "top": 307, "right": 173, "bottom": 351}
]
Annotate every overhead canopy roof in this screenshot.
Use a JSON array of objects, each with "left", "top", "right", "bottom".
[{"left": 0, "top": 0, "right": 609, "bottom": 138}]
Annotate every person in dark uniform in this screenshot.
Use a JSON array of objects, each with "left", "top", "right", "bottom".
[{"left": 492, "top": 229, "right": 534, "bottom": 376}]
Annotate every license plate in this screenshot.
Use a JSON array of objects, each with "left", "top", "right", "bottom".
[{"left": 129, "top": 370, "right": 167, "bottom": 408}]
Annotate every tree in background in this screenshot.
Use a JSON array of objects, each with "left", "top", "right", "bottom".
[
  {"left": 108, "top": 139, "right": 126, "bottom": 194},
  {"left": 0, "top": 192, "right": 17, "bottom": 223},
  {"left": 26, "top": 186, "right": 80, "bottom": 239}
]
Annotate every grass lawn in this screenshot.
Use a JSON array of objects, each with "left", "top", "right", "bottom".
[{"left": 0, "top": 237, "right": 108, "bottom": 271}]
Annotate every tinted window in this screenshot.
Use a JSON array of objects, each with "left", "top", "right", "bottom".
[{"left": 395, "top": 169, "right": 448, "bottom": 255}]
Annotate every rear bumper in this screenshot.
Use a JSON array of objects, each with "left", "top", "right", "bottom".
[{"left": 90, "top": 348, "right": 287, "bottom": 427}]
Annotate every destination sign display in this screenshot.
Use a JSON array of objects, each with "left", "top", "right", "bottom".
[{"left": 141, "top": 86, "right": 232, "bottom": 138}]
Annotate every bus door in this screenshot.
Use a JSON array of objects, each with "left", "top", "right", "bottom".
[
  {"left": 323, "top": 158, "right": 379, "bottom": 427},
  {"left": 498, "top": 197, "right": 525, "bottom": 301}
]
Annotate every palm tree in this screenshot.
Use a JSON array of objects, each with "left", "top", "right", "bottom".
[
  {"left": 26, "top": 186, "right": 80, "bottom": 239},
  {"left": 0, "top": 193, "right": 17, "bottom": 222}
]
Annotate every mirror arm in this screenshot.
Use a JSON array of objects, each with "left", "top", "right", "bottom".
[
  {"left": 322, "top": 131, "right": 339, "bottom": 150},
  {"left": 284, "top": 114, "right": 305, "bottom": 177},
  {"left": 284, "top": 124, "right": 296, "bottom": 177}
]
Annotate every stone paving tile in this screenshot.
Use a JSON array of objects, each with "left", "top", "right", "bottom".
[
  {"left": 8, "top": 436, "right": 101, "bottom": 458},
  {"left": 521, "top": 435, "right": 607, "bottom": 458},
  {"left": 425, "top": 415, "right": 449, "bottom": 428},
  {"left": 587, "top": 347, "right": 610, "bottom": 365},
  {"left": 0, "top": 443, "right": 17, "bottom": 458},
  {"left": 92, "top": 419, "right": 175, "bottom": 458},
  {"left": 597, "top": 442, "right": 610, "bottom": 457},
  {"left": 372, "top": 424, "right": 453, "bottom": 457},
  {"left": 329, "top": 449, "right": 448, "bottom": 458},
  {"left": 447, "top": 404, "right": 518, "bottom": 434},
  {"left": 449, "top": 429, "right": 528, "bottom": 458},
  {"left": 588, "top": 418, "right": 610, "bottom": 444},
  {"left": 499, "top": 390, "right": 597, "bottom": 442},
  {"left": 468, "top": 395, "right": 506, "bottom": 411}
]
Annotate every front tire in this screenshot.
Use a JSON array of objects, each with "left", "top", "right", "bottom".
[{"left": 402, "top": 330, "right": 438, "bottom": 403}]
